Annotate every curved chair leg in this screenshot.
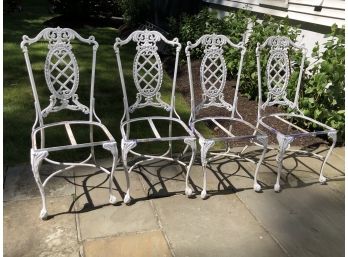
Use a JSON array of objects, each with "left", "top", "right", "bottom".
[
  {"left": 31, "top": 149, "right": 49, "bottom": 220},
  {"left": 319, "top": 131, "right": 337, "bottom": 184},
  {"left": 254, "top": 135, "right": 268, "bottom": 192},
  {"left": 183, "top": 138, "right": 196, "bottom": 197},
  {"left": 121, "top": 139, "right": 137, "bottom": 204},
  {"left": 103, "top": 142, "right": 119, "bottom": 204},
  {"left": 198, "top": 138, "right": 215, "bottom": 199},
  {"left": 275, "top": 134, "right": 294, "bottom": 192}
]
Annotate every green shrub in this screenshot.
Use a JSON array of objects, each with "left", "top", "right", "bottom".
[
  {"left": 168, "top": 8, "right": 250, "bottom": 65},
  {"left": 119, "top": 0, "right": 152, "bottom": 27},
  {"left": 239, "top": 15, "right": 301, "bottom": 99},
  {"left": 298, "top": 25, "right": 345, "bottom": 143}
]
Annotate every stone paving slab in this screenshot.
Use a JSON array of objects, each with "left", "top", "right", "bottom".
[
  {"left": 74, "top": 165, "right": 159, "bottom": 240},
  {"left": 3, "top": 147, "right": 344, "bottom": 257},
  {"left": 83, "top": 231, "right": 172, "bottom": 257},
  {"left": 135, "top": 160, "right": 190, "bottom": 198},
  {"left": 333, "top": 147, "right": 345, "bottom": 160},
  {"left": 4, "top": 196, "right": 79, "bottom": 257},
  {"left": 4, "top": 164, "right": 75, "bottom": 202},
  {"left": 253, "top": 147, "right": 345, "bottom": 196},
  {"left": 152, "top": 194, "right": 288, "bottom": 257},
  {"left": 236, "top": 183, "right": 345, "bottom": 257},
  {"left": 222, "top": 146, "right": 345, "bottom": 192}
]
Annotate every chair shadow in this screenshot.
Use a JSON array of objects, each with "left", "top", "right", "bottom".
[{"left": 45, "top": 144, "right": 344, "bottom": 219}]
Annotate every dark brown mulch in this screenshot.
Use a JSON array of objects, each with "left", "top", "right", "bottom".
[{"left": 175, "top": 60, "right": 327, "bottom": 147}]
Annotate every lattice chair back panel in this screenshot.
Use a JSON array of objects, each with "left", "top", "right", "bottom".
[
  {"left": 199, "top": 43, "right": 228, "bottom": 111},
  {"left": 114, "top": 30, "right": 181, "bottom": 115},
  {"left": 186, "top": 34, "right": 246, "bottom": 118},
  {"left": 256, "top": 36, "right": 307, "bottom": 112},
  {"left": 132, "top": 41, "right": 165, "bottom": 112},
  {"left": 21, "top": 27, "right": 98, "bottom": 120}
]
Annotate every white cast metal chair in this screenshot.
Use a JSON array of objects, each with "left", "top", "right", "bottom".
[
  {"left": 113, "top": 30, "right": 196, "bottom": 203},
  {"left": 256, "top": 36, "right": 337, "bottom": 192},
  {"left": 21, "top": 27, "right": 119, "bottom": 219},
  {"left": 186, "top": 34, "right": 268, "bottom": 199}
]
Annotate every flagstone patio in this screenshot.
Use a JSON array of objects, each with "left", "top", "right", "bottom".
[{"left": 3, "top": 146, "right": 345, "bottom": 257}]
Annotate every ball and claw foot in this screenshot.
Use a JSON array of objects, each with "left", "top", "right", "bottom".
[
  {"left": 253, "top": 183, "right": 261, "bottom": 192},
  {"left": 185, "top": 187, "right": 193, "bottom": 197},
  {"left": 109, "top": 195, "right": 117, "bottom": 204},
  {"left": 274, "top": 184, "right": 281, "bottom": 192},
  {"left": 200, "top": 190, "right": 207, "bottom": 199},
  {"left": 319, "top": 175, "right": 327, "bottom": 184},
  {"left": 39, "top": 209, "right": 48, "bottom": 220},
  {"left": 123, "top": 193, "right": 131, "bottom": 204}
]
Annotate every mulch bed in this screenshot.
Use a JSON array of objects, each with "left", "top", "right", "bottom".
[{"left": 174, "top": 60, "right": 327, "bottom": 147}]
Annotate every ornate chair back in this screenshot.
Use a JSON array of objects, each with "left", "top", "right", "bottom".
[
  {"left": 21, "top": 27, "right": 99, "bottom": 127},
  {"left": 185, "top": 34, "right": 246, "bottom": 126},
  {"left": 113, "top": 30, "right": 182, "bottom": 123},
  {"left": 256, "top": 36, "right": 307, "bottom": 119}
]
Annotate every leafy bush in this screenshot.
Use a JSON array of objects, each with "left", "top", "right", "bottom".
[
  {"left": 298, "top": 25, "right": 345, "bottom": 143},
  {"left": 168, "top": 8, "right": 249, "bottom": 65},
  {"left": 119, "top": 0, "right": 152, "bottom": 27},
  {"left": 168, "top": 9, "right": 226, "bottom": 60},
  {"left": 239, "top": 15, "right": 301, "bottom": 99}
]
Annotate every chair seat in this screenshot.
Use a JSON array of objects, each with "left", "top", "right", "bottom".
[
  {"left": 121, "top": 116, "right": 195, "bottom": 143},
  {"left": 32, "top": 120, "right": 116, "bottom": 152},
  {"left": 192, "top": 116, "right": 267, "bottom": 142},
  {"left": 259, "top": 113, "right": 336, "bottom": 139}
]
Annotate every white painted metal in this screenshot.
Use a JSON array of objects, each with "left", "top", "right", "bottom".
[
  {"left": 256, "top": 35, "right": 337, "bottom": 192},
  {"left": 203, "top": 0, "right": 345, "bottom": 27},
  {"left": 21, "top": 27, "right": 119, "bottom": 220},
  {"left": 186, "top": 34, "right": 268, "bottom": 198},
  {"left": 114, "top": 30, "right": 197, "bottom": 203}
]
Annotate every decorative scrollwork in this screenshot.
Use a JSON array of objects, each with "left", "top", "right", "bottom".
[
  {"left": 42, "top": 43, "right": 89, "bottom": 117},
  {"left": 103, "top": 142, "right": 118, "bottom": 158},
  {"left": 184, "top": 138, "right": 196, "bottom": 150},
  {"left": 21, "top": 27, "right": 93, "bottom": 118},
  {"left": 276, "top": 134, "right": 294, "bottom": 155},
  {"left": 197, "top": 34, "right": 231, "bottom": 113},
  {"left": 256, "top": 135, "right": 268, "bottom": 147},
  {"left": 199, "top": 138, "right": 215, "bottom": 166},
  {"left": 125, "top": 30, "right": 172, "bottom": 112},
  {"left": 121, "top": 139, "right": 137, "bottom": 162},
  {"left": 200, "top": 34, "right": 227, "bottom": 49},
  {"left": 132, "top": 30, "right": 161, "bottom": 52},
  {"left": 267, "top": 36, "right": 290, "bottom": 50},
  {"left": 261, "top": 36, "right": 296, "bottom": 110},
  {"left": 30, "top": 149, "right": 49, "bottom": 180},
  {"left": 42, "top": 27, "right": 76, "bottom": 47}
]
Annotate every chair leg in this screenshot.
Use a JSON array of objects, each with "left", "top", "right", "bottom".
[
  {"left": 198, "top": 139, "right": 215, "bottom": 199},
  {"left": 103, "top": 142, "right": 119, "bottom": 204},
  {"left": 254, "top": 135, "right": 268, "bottom": 192},
  {"left": 241, "top": 121, "right": 260, "bottom": 155},
  {"left": 319, "top": 131, "right": 337, "bottom": 184},
  {"left": 31, "top": 149, "right": 49, "bottom": 220},
  {"left": 121, "top": 139, "right": 137, "bottom": 204},
  {"left": 184, "top": 138, "right": 196, "bottom": 197},
  {"left": 275, "top": 134, "right": 294, "bottom": 192}
]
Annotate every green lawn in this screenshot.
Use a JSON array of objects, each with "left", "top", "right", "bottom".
[{"left": 4, "top": 0, "right": 212, "bottom": 166}]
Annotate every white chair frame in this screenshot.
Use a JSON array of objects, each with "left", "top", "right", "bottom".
[
  {"left": 256, "top": 36, "right": 337, "bottom": 192},
  {"left": 113, "top": 30, "right": 196, "bottom": 203},
  {"left": 21, "top": 27, "right": 119, "bottom": 220},
  {"left": 186, "top": 34, "right": 268, "bottom": 199}
]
